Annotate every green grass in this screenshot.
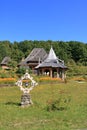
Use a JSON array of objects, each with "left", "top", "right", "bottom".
[{"left": 0, "top": 81, "right": 87, "bottom": 130}]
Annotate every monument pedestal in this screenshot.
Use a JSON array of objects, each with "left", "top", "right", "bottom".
[{"left": 21, "top": 94, "right": 33, "bottom": 107}]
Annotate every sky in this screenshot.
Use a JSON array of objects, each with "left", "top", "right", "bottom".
[{"left": 0, "top": 0, "right": 87, "bottom": 43}]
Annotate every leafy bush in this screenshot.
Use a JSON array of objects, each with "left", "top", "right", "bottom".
[
  {"left": 16, "top": 67, "right": 32, "bottom": 77},
  {"left": 0, "top": 70, "right": 16, "bottom": 78},
  {"left": 46, "top": 96, "right": 71, "bottom": 112},
  {"left": 16, "top": 67, "right": 26, "bottom": 77}
]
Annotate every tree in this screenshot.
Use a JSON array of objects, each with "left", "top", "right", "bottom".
[
  {"left": 68, "top": 41, "right": 87, "bottom": 62},
  {"left": 8, "top": 60, "right": 17, "bottom": 69},
  {"left": 0, "top": 42, "right": 11, "bottom": 62}
]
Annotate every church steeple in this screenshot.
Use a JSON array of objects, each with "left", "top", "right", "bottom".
[
  {"left": 35, "top": 46, "right": 68, "bottom": 80},
  {"left": 45, "top": 46, "right": 58, "bottom": 62}
]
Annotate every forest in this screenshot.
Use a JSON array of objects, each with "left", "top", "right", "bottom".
[
  {"left": 0, "top": 40, "right": 87, "bottom": 65},
  {"left": 0, "top": 40, "right": 87, "bottom": 78}
]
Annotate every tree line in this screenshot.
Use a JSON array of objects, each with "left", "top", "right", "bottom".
[{"left": 0, "top": 40, "right": 87, "bottom": 66}]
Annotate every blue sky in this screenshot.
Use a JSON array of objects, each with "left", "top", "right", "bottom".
[{"left": 0, "top": 0, "right": 87, "bottom": 43}]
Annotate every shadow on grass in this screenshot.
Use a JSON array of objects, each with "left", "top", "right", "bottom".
[{"left": 5, "top": 102, "right": 21, "bottom": 106}]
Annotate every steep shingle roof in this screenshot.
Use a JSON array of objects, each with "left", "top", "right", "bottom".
[
  {"left": 1, "top": 57, "right": 11, "bottom": 65},
  {"left": 35, "top": 47, "right": 67, "bottom": 69},
  {"left": 45, "top": 47, "right": 58, "bottom": 62},
  {"left": 19, "top": 48, "right": 48, "bottom": 66},
  {"left": 26, "top": 48, "right": 47, "bottom": 62}
]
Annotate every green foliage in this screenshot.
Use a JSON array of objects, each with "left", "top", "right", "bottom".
[
  {"left": 0, "top": 40, "right": 87, "bottom": 79},
  {"left": 46, "top": 96, "right": 71, "bottom": 111},
  {"left": 0, "top": 40, "right": 87, "bottom": 67},
  {"left": 8, "top": 60, "right": 17, "bottom": 69},
  {"left": 68, "top": 41, "right": 87, "bottom": 63},
  {"left": 16, "top": 67, "right": 26, "bottom": 76},
  {"left": 67, "top": 59, "right": 87, "bottom": 77},
  {"left": 0, "top": 41, "right": 12, "bottom": 62},
  {"left": 0, "top": 70, "right": 16, "bottom": 78},
  {"left": 0, "top": 67, "right": 2, "bottom": 70},
  {"left": 16, "top": 67, "right": 32, "bottom": 76},
  {"left": 0, "top": 73, "right": 9, "bottom": 78}
]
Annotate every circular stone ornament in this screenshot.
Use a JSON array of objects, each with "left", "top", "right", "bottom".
[{"left": 16, "top": 70, "right": 38, "bottom": 106}]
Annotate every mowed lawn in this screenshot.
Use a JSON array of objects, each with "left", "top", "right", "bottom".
[{"left": 0, "top": 81, "right": 87, "bottom": 130}]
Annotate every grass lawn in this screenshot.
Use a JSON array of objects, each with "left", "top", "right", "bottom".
[{"left": 0, "top": 81, "right": 87, "bottom": 130}]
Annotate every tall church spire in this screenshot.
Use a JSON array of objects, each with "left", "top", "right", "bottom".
[{"left": 46, "top": 46, "right": 58, "bottom": 61}]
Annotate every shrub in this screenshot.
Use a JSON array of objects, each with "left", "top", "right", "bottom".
[
  {"left": 16, "top": 67, "right": 26, "bottom": 75},
  {"left": 46, "top": 96, "right": 71, "bottom": 112}
]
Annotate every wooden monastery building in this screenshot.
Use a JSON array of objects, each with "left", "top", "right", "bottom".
[
  {"left": 18, "top": 48, "right": 48, "bottom": 70},
  {"left": 35, "top": 47, "right": 68, "bottom": 80},
  {"left": 0, "top": 56, "right": 11, "bottom": 69},
  {"left": 19, "top": 47, "right": 68, "bottom": 80}
]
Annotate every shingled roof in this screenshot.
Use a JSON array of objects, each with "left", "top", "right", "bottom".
[
  {"left": 19, "top": 48, "right": 48, "bottom": 66},
  {"left": 1, "top": 57, "right": 11, "bottom": 65},
  {"left": 35, "top": 47, "right": 67, "bottom": 69},
  {"left": 45, "top": 46, "right": 58, "bottom": 61}
]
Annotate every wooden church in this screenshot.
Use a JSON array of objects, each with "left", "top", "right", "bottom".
[
  {"left": 18, "top": 48, "right": 48, "bottom": 70},
  {"left": 35, "top": 47, "right": 68, "bottom": 80},
  {"left": 18, "top": 47, "right": 68, "bottom": 80}
]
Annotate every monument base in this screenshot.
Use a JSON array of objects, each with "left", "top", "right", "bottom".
[{"left": 21, "top": 94, "right": 33, "bottom": 107}]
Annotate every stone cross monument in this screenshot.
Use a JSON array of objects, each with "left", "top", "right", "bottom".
[{"left": 16, "top": 70, "right": 38, "bottom": 107}]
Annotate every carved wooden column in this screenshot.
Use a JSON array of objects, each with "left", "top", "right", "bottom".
[
  {"left": 62, "top": 69, "right": 65, "bottom": 81},
  {"left": 42, "top": 68, "right": 44, "bottom": 75},
  {"left": 37, "top": 69, "right": 39, "bottom": 76},
  {"left": 50, "top": 68, "right": 52, "bottom": 78},
  {"left": 57, "top": 68, "right": 59, "bottom": 78}
]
